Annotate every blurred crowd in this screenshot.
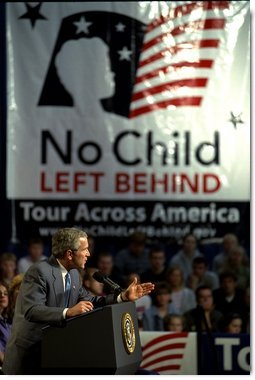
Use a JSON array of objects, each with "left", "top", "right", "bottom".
[{"left": 0, "top": 231, "right": 250, "bottom": 366}]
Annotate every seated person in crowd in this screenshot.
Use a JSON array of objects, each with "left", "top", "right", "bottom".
[
  {"left": 213, "top": 271, "right": 245, "bottom": 316},
  {"left": 143, "top": 282, "right": 178, "bottom": 331},
  {"left": 187, "top": 256, "right": 219, "bottom": 291},
  {"left": 223, "top": 313, "right": 243, "bottom": 334},
  {"left": 184, "top": 285, "right": 223, "bottom": 332},
  {"left": 7, "top": 274, "right": 24, "bottom": 321},
  {"left": 219, "top": 245, "right": 250, "bottom": 290},
  {"left": 83, "top": 267, "right": 104, "bottom": 296},
  {"left": 165, "top": 266, "right": 196, "bottom": 314},
  {"left": 114, "top": 231, "right": 150, "bottom": 284},
  {"left": 140, "top": 244, "right": 168, "bottom": 284},
  {"left": 96, "top": 251, "right": 124, "bottom": 290},
  {"left": 212, "top": 233, "right": 239, "bottom": 273},
  {"left": 17, "top": 237, "right": 47, "bottom": 273},
  {"left": 0, "top": 253, "right": 17, "bottom": 286},
  {"left": 163, "top": 314, "right": 186, "bottom": 332},
  {"left": 168, "top": 234, "right": 203, "bottom": 282},
  {"left": 0, "top": 283, "right": 12, "bottom": 367}
]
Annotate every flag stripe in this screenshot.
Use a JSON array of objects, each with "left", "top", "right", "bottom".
[
  {"left": 135, "top": 59, "right": 214, "bottom": 84},
  {"left": 138, "top": 39, "right": 220, "bottom": 68},
  {"left": 132, "top": 78, "right": 207, "bottom": 102},
  {"left": 146, "top": 1, "right": 229, "bottom": 32},
  {"left": 146, "top": 364, "right": 181, "bottom": 372},
  {"left": 142, "top": 342, "right": 186, "bottom": 361},
  {"left": 143, "top": 18, "right": 225, "bottom": 52},
  {"left": 129, "top": 97, "right": 202, "bottom": 118},
  {"left": 142, "top": 332, "right": 188, "bottom": 351},
  {"left": 141, "top": 353, "right": 183, "bottom": 368}
]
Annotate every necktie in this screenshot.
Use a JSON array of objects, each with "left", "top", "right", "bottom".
[{"left": 64, "top": 272, "right": 71, "bottom": 307}]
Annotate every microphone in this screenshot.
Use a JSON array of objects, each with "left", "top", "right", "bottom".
[{"left": 92, "top": 271, "right": 122, "bottom": 294}]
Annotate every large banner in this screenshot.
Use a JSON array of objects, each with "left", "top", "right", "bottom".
[
  {"left": 139, "top": 331, "right": 250, "bottom": 375},
  {"left": 6, "top": 2, "right": 250, "bottom": 241}
]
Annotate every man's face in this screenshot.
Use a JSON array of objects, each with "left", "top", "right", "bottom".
[
  {"left": 29, "top": 243, "right": 43, "bottom": 261},
  {"left": 197, "top": 289, "right": 213, "bottom": 311},
  {"left": 222, "top": 277, "right": 236, "bottom": 295},
  {"left": 98, "top": 256, "right": 113, "bottom": 275},
  {"left": 150, "top": 251, "right": 165, "bottom": 270},
  {"left": 71, "top": 237, "right": 90, "bottom": 270},
  {"left": 193, "top": 263, "right": 206, "bottom": 278}
]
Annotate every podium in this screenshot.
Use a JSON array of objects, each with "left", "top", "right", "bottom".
[{"left": 41, "top": 302, "right": 142, "bottom": 374}]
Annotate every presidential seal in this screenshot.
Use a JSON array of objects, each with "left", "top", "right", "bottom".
[{"left": 121, "top": 312, "right": 136, "bottom": 354}]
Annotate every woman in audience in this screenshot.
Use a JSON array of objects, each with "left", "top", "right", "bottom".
[
  {"left": 166, "top": 266, "right": 196, "bottom": 314},
  {"left": 0, "top": 282, "right": 12, "bottom": 366}
]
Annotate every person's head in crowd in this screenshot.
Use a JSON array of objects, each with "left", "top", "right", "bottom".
[
  {"left": 27, "top": 237, "right": 44, "bottom": 262},
  {"left": 196, "top": 286, "right": 214, "bottom": 312},
  {"left": 83, "top": 267, "right": 104, "bottom": 296},
  {"left": 97, "top": 251, "right": 114, "bottom": 276},
  {"left": 164, "top": 314, "right": 185, "bottom": 332},
  {"left": 182, "top": 234, "right": 198, "bottom": 256},
  {"left": 0, "top": 282, "right": 9, "bottom": 318},
  {"left": 224, "top": 313, "right": 243, "bottom": 334},
  {"left": 0, "top": 252, "right": 17, "bottom": 284},
  {"left": 148, "top": 245, "right": 166, "bottom": 272},
  {"left": 126, "top": 272, "right": 141, "bottom": 287},
  {"left": 7, "top": 274, "right": 24, "bottom": 319},
  {"left": 192, "top": 257, "right": 208, "bottom": 279},
  {"left": 166, "top": 266, "right": 185, "bottom": 289},
  {"left": 128, "top": 231, "right": 147, "bottom": 257},
  {"left": 152, "top": 282, "right": 172, "bottom": 307},
  {"left": 227, "top": 245, "right": 249, "bottom": 267},
  {"left": 222, "top": 233, "right": 238, "bottom": 255},
  {"left": 219, "top": 272, "right": 238, "bottom": 296}
]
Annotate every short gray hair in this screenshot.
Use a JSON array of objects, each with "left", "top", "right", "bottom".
[{"left": 52, "top": 227, "right": 87, "bottom": 258}]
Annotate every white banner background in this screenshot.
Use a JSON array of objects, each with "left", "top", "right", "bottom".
[{"left": 7, "top": 2, "right": 250, "bottom": 200}]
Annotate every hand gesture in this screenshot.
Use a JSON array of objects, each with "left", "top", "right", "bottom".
[{"left": 123, "top": 277, "right": 154, "bottom": 302}]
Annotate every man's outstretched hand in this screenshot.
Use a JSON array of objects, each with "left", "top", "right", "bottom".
[{"left": 122, "top": 277, "right": 155, "bottom": 302}]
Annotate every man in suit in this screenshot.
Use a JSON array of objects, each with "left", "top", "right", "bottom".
[{"left": 2, "top": 227, "right": 154, "bottom": 375}]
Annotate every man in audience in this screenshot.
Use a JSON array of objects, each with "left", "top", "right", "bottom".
[
  {"left": 184, "top": 285, "right": 223, "bottom": 332},
  {"left": 187, "top": 256, "right": 219, "bottom": 291},
  {"left": 140, "top": 245, "right": 167, "bottom": 284},
  {"left": 17, "top": 237, "right": 47, "bottom": 273}
]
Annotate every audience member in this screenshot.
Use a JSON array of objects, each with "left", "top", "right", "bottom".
[
  {"left": 242, "top": 286, "right": 250, "bottom": 333},
  {"left": 0, "top": 283, "right": 12, "bottom": 367},
  {"left": 163, "top": 314, "right": 186, "bottom": 332},
  {"left": 96, "top": 251, "right": 124, "bottom": 289},
  {"left": 143, "top": 282, "right": 177, "bottom": 331},
  {"left": 83, "top": 267, "right": 104, "bottom": 296},
  {"left": 0, "top": 253, "right": 17, "bottom": 285},
  {"left": 114, "top": 231, "right": 150, "bottom": 283},
  {"left": 213, "top": 272, "right": 245, "bottom": 316},
  {"left": 219, "top": 245, "right": 250, "bottom": 290},
  {"left": 168, "top": 234, "right": 203, "bottom": 282},
  {"left": 165, "top": 266, "right": 196, "bottom": 314},
  {"left": 187, "top": 256, "right": 219, "bottom": 291},
  {"left": 7, "top": 274, "right": 24, "bottom": 321},
  {"left": 140, "top": 245, "right": 168, "bottom": 284},
  {"left": 17, "top": 237, "right": 47, "bottom": 273},
  {"left": 212, "top": 233, "right": 239, "bottom": 273},
  {"left": 184, "top": 286, "right": 223, "bottom": 332},
  {"left": 125, "top": 273, "right": 152, "bottom": 327},
  {"left": 223, "top": 313, "right": 243, "bottom": 334}
]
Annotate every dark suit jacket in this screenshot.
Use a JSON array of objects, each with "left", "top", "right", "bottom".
[{"left": 2, "top": 255, "right": 116, "bottom": 375}]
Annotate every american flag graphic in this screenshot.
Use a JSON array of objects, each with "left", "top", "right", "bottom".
[
  {"left": 141, "top": 332, "right": 189, "bottom": 374},
  {"left": 129, "top": 1, "right": 230, "bottom": 118}
]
